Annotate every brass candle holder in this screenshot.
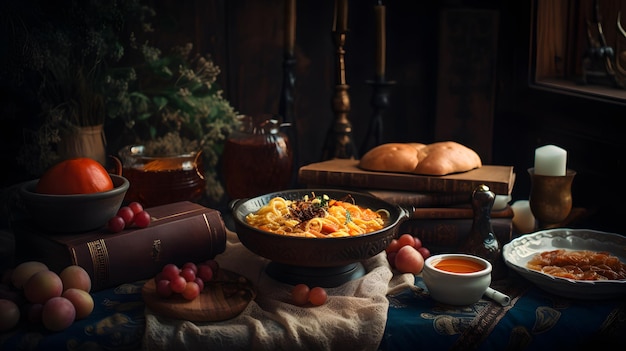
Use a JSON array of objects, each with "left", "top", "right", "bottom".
[
  {"left": 321, "top": 22, "right": 358, "bottom": 160},
  {"left": 528, "top": 168, "right": 576, "bottom": 229}
]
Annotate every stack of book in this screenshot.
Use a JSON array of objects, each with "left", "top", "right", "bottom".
[{"left": 298, "top": 159, "right": 516, "bottom": 254}]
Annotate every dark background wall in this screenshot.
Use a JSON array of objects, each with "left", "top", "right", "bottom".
[
  {"left": 1, "top": 0, "right": 623, "bottom": 233},
  {"left": 142, "top": 0, "right": 441, "bottom": 165}
]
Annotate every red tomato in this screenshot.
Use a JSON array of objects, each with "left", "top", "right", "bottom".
[
  {"left": 321, "top": 223, "right": 339, "bottom": 234},
  {"left": 36, "top": 157, "right": 113, "bottom": 195}
]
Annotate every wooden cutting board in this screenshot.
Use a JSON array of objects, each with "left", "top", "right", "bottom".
[{"left": 142, "top": 269, "right": 255, "bottom": 322}]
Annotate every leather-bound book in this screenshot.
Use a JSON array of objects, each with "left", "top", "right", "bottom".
[
  {"left": 14, "top": 201, "right": 227, "bottom": 291},
  {"left": 399, "top": 217, "right": 513, "bottom": 255},
  {"left": 363, "top": 189, "right": 474, "bottom": 208},
  {"left": 408, "top": 205, "right": 514, "bottom": 220},
  {"left": 298, "top": 159, "right": 515, "bottom": 195}
]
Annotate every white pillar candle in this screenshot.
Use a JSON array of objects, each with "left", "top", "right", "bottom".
[
  {"left": 534, "top": 145, "right": 567, "bottom": 176},
  {"left": 511, "top": 200, "right": 535, "bottom": 234}
]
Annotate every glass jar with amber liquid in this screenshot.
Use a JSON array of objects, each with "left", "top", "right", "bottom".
[
  {"left": 222, "top": 114, "right": 293, "bottom": 199},
  {"left": 117, "top": 145, "right": 206, "bottom": 208}
]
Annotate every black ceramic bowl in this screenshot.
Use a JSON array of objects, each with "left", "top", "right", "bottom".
[
  {"left": 231, "top": 188, "right": 409, "bottom": 269},
  {"left": 19, "top": 174, "right": 129, "bottom": 233}
]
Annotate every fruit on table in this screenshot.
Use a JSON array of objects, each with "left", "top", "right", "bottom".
[
  {"left": 132, "top": 210, "right": 152, "bottom": 228},
  {"left": 154, "top": 259, "right": 220, "bottom": 301},
  {"left": 59, "top": 265, "right": 92, "bottom": 293},
  {"left": 36, "top": 157, "right": 113, "bottom": 195},
  {"left": 290, "top": 284, "right": 328, "bottom": 306},
  {"left": 128, "top": 201, "right": 144, "bottom": 214},
  {"left": 107, "top": 202, "right": 151, "bottom": 233},
  {"left": 1, "top": 261, "right": 94, "bottom": 332},
  {"left": 181, "top": 281, "right": 201, "bottom": 300},
  {"left": 62, "top": 288, "right": 94, "bottom": 320},
  {"left": 308, "top": 287, "right": 328, "bottom": 306},
  {"left": 385, "top": 233, "right": 430, "bottom": 274},
  {"left": 41, "top": 296, "right": 76, "bottom": 331},
  {"left": 23, "top": 270, "right": 63, "bottom": 304},
  {"left": 394, "top": 245, "right": 425, "bottom": 275},
  {"left": 116, "top": 206, "right": 135, "bottom": 225},
  {"left": 0, "top": 299, "right": 20, "bottom": 332},
  {"left": 106, "top": 216, "right": 126, "bottom": 233},
  {"left": 291, "top": 284, "right": 310, "bottom": 306},
  {"left": 10, "top": 261, "right": 49, "bottom": 289}
]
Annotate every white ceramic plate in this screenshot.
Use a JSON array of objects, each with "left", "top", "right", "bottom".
[{"left": 502, "top": 228, "right": 626, "bottom": 300}]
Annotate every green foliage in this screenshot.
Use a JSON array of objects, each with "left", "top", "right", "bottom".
[
  {"left": 3, "top": 0, "right": 240, "bottom": 202},
  {"left": 103, "top": 43, "right": 240, "bottom": 201}
]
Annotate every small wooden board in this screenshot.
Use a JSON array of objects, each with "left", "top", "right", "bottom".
[{"left": 142, "top": 269, "right": 255, "bottom": 322}]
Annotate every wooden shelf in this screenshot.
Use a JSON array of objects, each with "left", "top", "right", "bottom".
[
  {"left": 530, "top": 0, "right": 626, "bottom": 106},
  {"left": 532, "top": 78, "right": 626, "bottom": 106}
]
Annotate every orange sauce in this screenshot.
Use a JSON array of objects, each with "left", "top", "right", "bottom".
[{"left": 434, "top": 258, "right": 485, "bottom": 273}]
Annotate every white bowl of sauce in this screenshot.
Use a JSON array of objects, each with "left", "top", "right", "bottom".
[{"left": 422, "top": 253, "right": 492, "bottom": 305}]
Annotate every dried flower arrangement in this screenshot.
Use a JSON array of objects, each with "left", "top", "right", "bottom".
[
  {"left": 1, "top": 0, "right": 239, "bottom": 203},
  {"left": 3, "top": 0, "right": 148, "bottom": 174},
  {"left": 104, "top": 42, "right": 240, "bottom": 202}
]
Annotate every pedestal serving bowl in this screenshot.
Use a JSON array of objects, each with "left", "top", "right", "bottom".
[
  {"left": 19, "top": 174, "right": 129, "bottom": 233},
  {"left": 231, "top": 188, "right": 408, "bottom": 286}
]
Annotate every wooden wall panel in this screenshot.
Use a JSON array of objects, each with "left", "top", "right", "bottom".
[
  {"left": 434, "top": 9, "right": 500, "bottom": 164},
  {"left": 1, "top": 0, "right": 623, "bottom": 233}
]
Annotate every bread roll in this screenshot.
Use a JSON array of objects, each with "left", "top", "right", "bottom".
[{"left": 359, "top": 141, "right": 482, "bottom": 175}]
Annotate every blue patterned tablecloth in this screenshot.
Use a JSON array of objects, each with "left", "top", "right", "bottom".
[
  {"left": 380, "top": 274, "right": 626, "bottom": 351},
  {"left": 0, "top": 281, "right": 146, "bottom": 351},
  {"left": 2, "top": 274, "right": 625, "bottom": 351}
]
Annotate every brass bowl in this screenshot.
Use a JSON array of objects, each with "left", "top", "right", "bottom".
[{"left": 19, "top": 174, "right": 129, "bottom": 233}]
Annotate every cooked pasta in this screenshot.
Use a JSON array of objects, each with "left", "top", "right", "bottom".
[{"left": 245, "top": 193, "right": 389, "bottom": 238}]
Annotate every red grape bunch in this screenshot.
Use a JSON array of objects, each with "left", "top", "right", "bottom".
[
  {"left": 107, "top": 201, "right": 151, "bottom": 233},
  {"left": 154, "top": 260, "right": 220, "bottom": 301}
]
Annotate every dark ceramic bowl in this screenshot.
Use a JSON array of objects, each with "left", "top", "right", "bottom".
[
  {"left": 231, "top": 188, "right": 409, "bottom": 268},
  {"left": 19, "top": 174, "right": 129, "bottom": 233}
]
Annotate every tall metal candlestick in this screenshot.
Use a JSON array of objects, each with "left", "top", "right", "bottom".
[
  {"left": 361, "top": 1, "right": 393, "bottom": 155},
  {"left": 322, "top": 0, "right": 357, "bottom": 160}
]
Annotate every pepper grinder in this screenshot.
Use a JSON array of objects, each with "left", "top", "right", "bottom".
[{"left": 461, "top": 184, "right": 506, "bottom": 280}]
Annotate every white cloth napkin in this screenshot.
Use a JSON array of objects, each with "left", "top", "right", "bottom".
[{"left": 142, "top": 230, "right": 413, "bottom": 351}]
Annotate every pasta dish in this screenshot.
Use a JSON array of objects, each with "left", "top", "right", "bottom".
[{"left": 245, "top": 193, "right": 389, "bottom": 238}]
